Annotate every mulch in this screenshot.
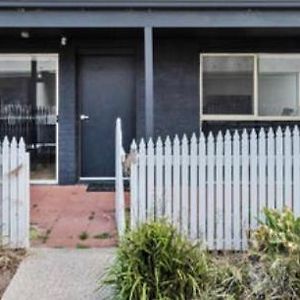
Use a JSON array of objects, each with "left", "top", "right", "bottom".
[{"left": 0, "top": 249, "right": 26, "bottom": 297}]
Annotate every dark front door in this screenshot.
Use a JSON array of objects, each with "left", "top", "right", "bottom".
[{"left": 79, "top": 54, "right": 136, "bottom": 178}]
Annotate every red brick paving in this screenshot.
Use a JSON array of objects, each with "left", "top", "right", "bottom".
[{"left": 30, "top": 185, "right": 129, "bottom": 248}]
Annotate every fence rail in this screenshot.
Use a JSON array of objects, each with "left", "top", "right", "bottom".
[
  {"left": 0, "top": 137, "right": 30, "bottom": 248},
  {"left": 115, "top": 124, "right": 300, "bottom": 251}
]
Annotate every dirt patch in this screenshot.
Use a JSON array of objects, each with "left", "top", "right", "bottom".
[{"left": 0, "top": 249, "right": 26, "bottom": 297}]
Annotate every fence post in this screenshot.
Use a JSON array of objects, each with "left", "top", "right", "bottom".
[
  {"left": 18, "top": 138, "right": 30, "bottom": 248},
  {"left": 115, "top": 118, "right": 126, "bottom": 237}
]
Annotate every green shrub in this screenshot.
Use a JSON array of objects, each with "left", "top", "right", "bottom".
[
  {"left": 251, "top": 208, "right": 300, "bottom": 256},
  {"left": 102, "top": 220, "right": 211, "bottom": 300}
]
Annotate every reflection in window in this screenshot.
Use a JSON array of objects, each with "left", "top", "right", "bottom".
[
  {"left": 201, "top": 54, "right": 300, "bottom": 120},
  {"left": 202, "top": 55, "right": 254, "bottom": 115},
  {"left": 0, "top": 55, "right": 57, "bottom": 181},
  {"left": 258, "top": 55, "right": 300, "bottom": 117}
]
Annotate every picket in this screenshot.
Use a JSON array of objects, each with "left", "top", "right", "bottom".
[
  {"left": 253, "top": 129, "right": 267, "bottom": 226},
  {"left": 173, "top": 136, "right": 181, "bottom": 229},
  {"left": 250, "top": 129, "right": 258, "bottom": 230},
  {"left": 224, "top": 130, "right": 232, "bottom": 250},
  {"left": 10, "top": 138, "right": 18, "bottom": 248},
  {"left": 181, "top": 135, "right": 189, "bottom": 236},
  {"left": 198, "top": 132, "right": 206, "bottom": 242},
  {"left": 119, "top": 122, "right": 300, "bottom": 251},
  {"left": 241, "top": 130, "right": 249, "bottom": 251},
  {"left": 24, "top": 152, "right": 30, "bottom": 248},
  {"left": 164, "top": 137, "right": 172, "bottom": 220},
  {"left": 190, "top": 134, "right": 198, "bottom": 240},
  {"left": 207, "top": 132, "right": 215, "bottom": 249},
  {"left": 138, "top": 139, "right": 146, "bottom": 223},
  {"left": 293, "top": 126, "right": 300, "bottom": 216},
  {"left": 156, "top": 138, "right": 163, "bottom": 218},
  {"left": 215, "top": 132, "right": 223, "bottom": 250},
  {"left": 232, "top": 130, "right": 241, "bottom": 250},
  {"left": 276, "top": 127, "right": 284, "bottom": 210},
  {"left": 130, "top": 140, "right": 138, "bottom": 228},
  {"left": 18, "top": 139, "right": 26, "bottom": 248},
  {"left": 284, "top": 127, "right": 292, "bottom": 209},
  {"left": 147, "top": 138, "right": 155, "bottom": 220},
  {"left": 2, "top": 137, "right": 9, "bottom": 246},
  {"left": 266, "top": 128, "right": 274, "bottom": 213}
]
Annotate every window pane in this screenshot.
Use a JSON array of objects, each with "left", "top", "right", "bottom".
[
  {"left": 258, "top": 54, "right": 300, "bottom": 117},
  {"left": 202, "top": 55, "right": 254, "bottom": 115},
  {"left": 0, "top": 55, "right": 57, "bottom": 180}
]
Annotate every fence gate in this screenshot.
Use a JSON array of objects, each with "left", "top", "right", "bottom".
[
  {"left": 0, "top": 137, "right": 30, "bottom": 248},
  {"left": 115, "top": 119, "right": 300, "bottom": 251}
]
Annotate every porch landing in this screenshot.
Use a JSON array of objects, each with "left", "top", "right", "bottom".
[{"left": 30, "top": 185, "right": 127, "bottom": 248}]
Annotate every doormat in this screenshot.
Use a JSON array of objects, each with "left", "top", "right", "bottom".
[{"left": 86, "top": 181, "right": 130, "bottom": 192}]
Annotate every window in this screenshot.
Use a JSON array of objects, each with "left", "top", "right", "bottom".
[
  {"left": 200, "top": 54, "right": 300, "bottom": 120},
  {"left": 0, "top": 54, "right": 58, "bottom": 182}
]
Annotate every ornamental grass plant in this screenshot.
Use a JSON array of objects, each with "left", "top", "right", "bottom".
[
  {"left": 101, "top": 209, "right": 300, "bottom": 300},
  {"left": 102, "top": 221, "right": 211, "bottom": 300}
]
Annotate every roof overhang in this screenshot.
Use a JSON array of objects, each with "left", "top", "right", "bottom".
[
  {"left": 0, "top": 9, "right": 300, "bottom": 28},
  {"left": 0, "top": 1, "right": 300, "bottom": 28}
]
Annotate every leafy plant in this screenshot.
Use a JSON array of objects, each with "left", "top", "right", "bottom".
[
  {"left": 102, "top": 220, "right": 211, "bottom": 300},
  {"left": 251, "top": 208, "right": 300, "bottom": 256}
]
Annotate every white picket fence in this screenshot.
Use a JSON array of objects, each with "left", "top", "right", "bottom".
[
  {"left": 0, "top": 137, "right": 30, "bottom": 248},
  {"left": 115, "top": 120, "right": 300, "bottom": 250}
]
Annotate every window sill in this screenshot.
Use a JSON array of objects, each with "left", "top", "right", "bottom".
[{"left": 201, "top": 115, "right": 300, "bottom": 121}]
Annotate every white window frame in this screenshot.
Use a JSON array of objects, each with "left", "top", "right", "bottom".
[
  {"left": 199, "top": 53, "right": 300, "bottom": 122},
  {"left": 0, "top": 53, "right": 59, "bottom": 184}
]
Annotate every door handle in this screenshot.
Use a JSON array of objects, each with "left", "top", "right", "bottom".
[{"left": 80, "top": 114, "right": 90, "bottom": 121}]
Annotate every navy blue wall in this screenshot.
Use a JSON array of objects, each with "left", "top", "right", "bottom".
[
  {"left": 154, "top": 38, "right": 200, "bottom": 138},
  {"left": 153, "top": 34, "right": 300, "bottom": 139},
  {"left": 2, "top": 31, "right": 300, "bottom": 183},
  {"left": 55, "top": 33, "right": 300, "bottom": 183}
]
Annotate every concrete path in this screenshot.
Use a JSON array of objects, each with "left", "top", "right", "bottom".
[{"left": 3, "top": 248, "right": 115, "bottom": 300}]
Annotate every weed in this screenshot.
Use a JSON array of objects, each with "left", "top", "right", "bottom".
[
  {"left": 76, "top": 243, "right": 90, "bottom": 249},
  {"left": 79, "top": 231, "right": 89, "bottom": 241},
  {"left": 93, "top": 232, "right": 111, "bottom": 239}
]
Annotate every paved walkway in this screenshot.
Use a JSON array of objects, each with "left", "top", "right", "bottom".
[
  {"left": 3, "top": 248, "right": 115, "bottom": 300},
  {"left": 31, "top": 185, "right": 129, "bottom": 248}
]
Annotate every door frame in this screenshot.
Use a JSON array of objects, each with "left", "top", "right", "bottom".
[{"left": 77, "top": 48, "right": 137, "bottom": 181}]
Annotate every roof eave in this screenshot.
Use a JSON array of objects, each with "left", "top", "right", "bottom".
[{"left": 1, "top": 1, "right": 300, "bottom": 9}]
